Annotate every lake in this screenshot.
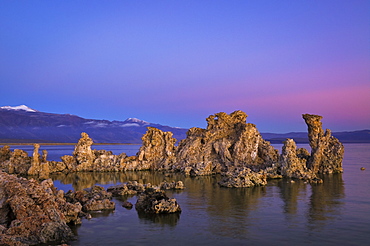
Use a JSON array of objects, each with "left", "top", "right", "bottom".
[{"left": 6, "top": 143, "right": 370, "bottom": 246}]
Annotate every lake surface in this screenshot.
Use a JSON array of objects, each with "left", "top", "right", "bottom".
[{"left": 5, "top": 143, "right": 370, "bottom": 245}]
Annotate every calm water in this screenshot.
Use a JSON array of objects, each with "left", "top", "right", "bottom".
[{"left": 5, "top": 143, "right": 370, "bottom": 246}]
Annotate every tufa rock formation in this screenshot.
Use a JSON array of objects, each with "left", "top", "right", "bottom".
[
  {"left": 121, "top": 127, "right": 177, "bottom": 171},
  {"left": 174, "top": 111, "right": 279, "bottom": 177},
  {"left": 279, "top": 138, "right": 317, "bottom": 180},
  {"left": 303, "top": 114, "right": 344, "bottom": 174},
  {"left": 0, "top": 111, "right": 344, "bottom": 187}
]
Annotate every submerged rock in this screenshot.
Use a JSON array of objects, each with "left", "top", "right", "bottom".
[
  {"left": 135, "top": 188, "right": 181, "bottom": 214},
  {"left": 159, "top": 180, "right": 185, "bottom": 190},
  {"left": 107, "top": 181, "right": 150, "bottom": 196},
  {"left": 218, "top": 167, "right": 267, "bottom": 188}
]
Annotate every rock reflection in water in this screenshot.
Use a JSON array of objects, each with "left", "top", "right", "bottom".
[
  {"left": 277, "top": 174, "right": 345, "bottom": 230},
  {"left": 179, "top": 174, "right": 266, "bottom": 239},
  {"left": 308, "top": 173, "right": 345, "bottom": 227},
  {"left": 278, "top": 179, "right": 309, "bottom": 215},
  {"left": 137, "top": 212, "right": 180, "bottom": 227},
  {"left": 50, "top": 171, "right": 185, "bottom": 191}
]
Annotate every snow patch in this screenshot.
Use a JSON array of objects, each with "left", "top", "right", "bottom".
[
  {"left": 121, "top": 123, "right": 140, "bottom": 127},
  {"left": 124, "top": 118, "right": 149, "bottom": 125},
  {"left": 1, "top": 105, "right": 37, "bottom": 112}
]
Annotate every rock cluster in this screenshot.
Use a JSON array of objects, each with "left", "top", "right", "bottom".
[
  {"left": 65, "top": 185, "right": 115, "bottom": 212},
  {"left": 0, "top": 111, "right": 344, "bottom": 187}
]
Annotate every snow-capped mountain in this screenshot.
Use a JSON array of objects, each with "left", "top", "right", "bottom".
[
  {"left": 0, "top": 105, "right": 37, "bottom": 112},
  {"left": 1, "top": 105, "right": 368, "bottom": 144},
  {"left": 0, "top": 106, "right": 187, "bottom": 143}
]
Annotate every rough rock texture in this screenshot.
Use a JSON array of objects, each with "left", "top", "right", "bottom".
[
  {"left": 121, "top": 127, "right": 177, "bottom": 171},
  {"left": 173, "top": 111, "right": 279, "bottom": 176},
  {"left": 65, "top": 185, "right": 115, "bottom": 212},
  {"left": 0, "top": 148, "right": 31, "bottom": 175},
  {"left": 135, "top": 188, "right": 181, "bottom": 214},
  {"left": 279, "top": 139, "right": 316, "bottom": 180},
  {"left": 73, "top": 132, "right": 95, "bottom": 171},
  {"left": 0, "top": 145, "right": 11, "bottom": 163},
  {"left": 0, "top": 171, "right": 76, "bottom": 245},
  {"left": 107, "top": 181, "right": 149, "bottom": 196},
  {"left": 92, "top": 150, "right": 127, "bottom": 172},
  {"left": 303, "top": 114, "right": 344, "bottom": 174},
  {"left": 159, "top": 180, "right": 185, "bottom": 190},
  {"left": 107, "top": 180, "right": 185, "bottom": 196},
  {"left": 27, "top": 144, "right": 50, "bottom": 178},
  {"left": 218, "top": 167, "right": 267, "bottom": 188}
]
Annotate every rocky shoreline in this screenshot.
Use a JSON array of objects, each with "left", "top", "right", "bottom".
[{"left": 0, "top": 111, "right": 344, "bottom": 245}]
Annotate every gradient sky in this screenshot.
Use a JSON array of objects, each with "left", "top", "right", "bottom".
[{"left": 1, "top": 0, "right": 369, "bottom": 133}]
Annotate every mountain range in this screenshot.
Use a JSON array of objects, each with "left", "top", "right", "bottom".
[{"left": 1, "top": 105, "right": 369, "bottom": 144}]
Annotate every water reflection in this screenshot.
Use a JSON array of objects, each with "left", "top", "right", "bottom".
[
  {"left": 308, "top": 174, "right": 345, "bottom": 227},
  {"left": 179, "top": 175, "right": 266, "bottom": 239},
  {"left": 51, "top": 171, "right": 185, "bottom": 191},
  {"left": 277, "top": 174, "right": 345, "bottom": 231},
  {"left": 51, "top": 171, "right": 346, "bottom": 243},
  {"left": 278, "top": 179, "right": 309, "bottom": 215},
  {"left": 137, "top": 212, "right": 180, "bottom": 227}
]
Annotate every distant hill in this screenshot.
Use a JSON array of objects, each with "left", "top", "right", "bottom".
[
  {"left": 261, "top": 130, "right": 370, "bottom": 144},
  {"left": 0, "top": 105, "right": 187, "bottom": 144},
  {"left": 1, "top": 105, "right": 369, "bottom": 144}
]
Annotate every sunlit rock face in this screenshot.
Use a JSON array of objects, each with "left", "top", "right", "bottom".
[
  {"left": 0, "top": 148, "right": 31, "bottom": 175},
  {"left": 120, "top": 127, "right": 177, "bottom": 171},
  {"left": 136, "top": 127, "right": 177, "bottom": 170},
  {"left": 173, "top": 111, "right": 279, "bottom": 176},
  {"left": 303, "top": 114, "right": 344, "bottom": 174},
  {"left": 28, "top": 144, "right": 50, "bottom": 178},
  {"left": 73, "top": 132, "right": 95, "bottom": 171},
  {"left": 279, "top": 138, "right": 316, "bottom": 180}
]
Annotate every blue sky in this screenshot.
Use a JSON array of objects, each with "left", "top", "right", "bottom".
[{"left": 1, "top": 0, "right": 369, "bottom": 132}]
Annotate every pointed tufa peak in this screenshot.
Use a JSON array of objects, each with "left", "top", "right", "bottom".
[{"left": 0, "top": 104, "right": 37, "bottom": 112}]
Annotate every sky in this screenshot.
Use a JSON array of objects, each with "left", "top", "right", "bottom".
[{"left": 1, "top": 0, "right": 369, "bottom": 133}]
